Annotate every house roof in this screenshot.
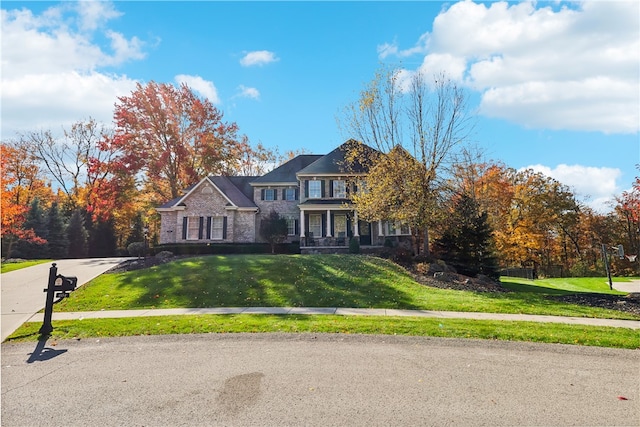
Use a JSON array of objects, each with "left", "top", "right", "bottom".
[
  {"left": 210, "top": 176, "right": 257, "bottom": 207},
  {"left": 297, "top": 139, "right": 379, "bottom": 176},
  {"left": 158, "top": 175, "right": 258, "bottom": 209},
  {"left": 252, "top": 154, "right": 323, "bottom": 185}
]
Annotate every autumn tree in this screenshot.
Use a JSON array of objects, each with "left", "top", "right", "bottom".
[
  {"left": 615, "top": 171, "right": 640, "bottom": 258},
  {"left": 20, "top": 118, "right": 113, "bottom": 212},
  {"left": 341, "top": 68, "right": 473, "bottom": 256},
  {"left": 108, "top": 81, "right": 248, "bottom": 203},
  {"left": 0, "top": 143, "right": 49, "bottom": 258}
]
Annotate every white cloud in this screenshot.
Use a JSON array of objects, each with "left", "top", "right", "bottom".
[
  {"left": 0, "top": 2, "right": 145, "bottom": 138},
  {"left": 237, "top": 85, "right": 260, "bottom": 100},
  {"left": 525, "top": 163, "right": 622, "bottom": 212},
  {"left": 175, "top": 74, "right": 220, "bottom": 104},
  {"left": 240, "top": 50, "right": 279, "bottom": 67},
  {"left": 384, "top": 1, "right": 640, "bottom": 134}
]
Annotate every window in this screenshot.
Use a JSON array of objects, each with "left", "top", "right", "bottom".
[
  {"left": 211, "top": 216, "right": 224, "bottom": 240},
  {"left": 286, "top": 217, "right": 297, "bottom": 236},
  {"left": 386, "top": 221, "right": 410, "bottom": 236},
  {"left": 334, "top": 215, "right": 347, "bottom": 237},
  {"left": 308, "top": 181, "right": 322, "bottom": 199},
  {"left": 284, "top": 188, "right": 297, "bottom": 201},
  {"left": 309, "top": 214, "right": 322, "bottom": 237},
  {"left": 187, "top": 217, "right": 200, "bottom": 240},
  {"left": 332, "top": 180, "right": 346, "bottom": 198},
  {"left": 263, "top": 189, "right": 276, "bottom": 201}
]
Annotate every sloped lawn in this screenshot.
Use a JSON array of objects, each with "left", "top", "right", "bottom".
[{"left": 55, "top": 254, "right": 639, "bottom": 320}]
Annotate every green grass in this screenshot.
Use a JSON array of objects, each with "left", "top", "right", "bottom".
[
  {"left": 56, "top": 254, "right": 639, "bottom": 320},
  {"left": 501, "top": 276, "right": 634, "bottom": 295},
  {"left": 6, "top": 315, "right": 639, "bottom": 349},
  {"left": 1, "top": 259, "right": 52, "bottom": 274}
]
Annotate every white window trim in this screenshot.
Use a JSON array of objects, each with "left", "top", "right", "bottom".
[
  {"left": 308, "top": 181, "right": 322, "bottom": 199},
  {"left": 187, "top": 217, "right": 200, "bottom": 240},
  {"left": 333, "top": 180, "right": 346, "bottom": 198}
]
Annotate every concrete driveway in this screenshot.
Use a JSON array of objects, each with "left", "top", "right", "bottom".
[
  {"left": 612, "top": 279, "right": 640, "bottom": 293},
  {"left": 1, "top": 258, "right": 130, "bottom": 341}
]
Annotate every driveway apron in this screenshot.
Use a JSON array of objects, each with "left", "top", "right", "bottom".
[{"left": 1, "top": 258, "right": 129, "bottom": 341}]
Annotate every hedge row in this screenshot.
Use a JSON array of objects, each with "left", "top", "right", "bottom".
[{"left": 150, "top": 242, "right": 301, "bottom": 256}]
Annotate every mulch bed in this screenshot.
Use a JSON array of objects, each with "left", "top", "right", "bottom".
[{"left": 408, "top": 267, "right": 640, "bottom": 317}]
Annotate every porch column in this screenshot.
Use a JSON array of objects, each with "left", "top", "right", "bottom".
[
  {"left": 354, "top": 210, "right": 359, "bottom": 237},
  {"left": 326, "top": 209, "right": 331, "bottom": 237},
  {"left": 300, "top": 210, "right": 305, "bottom": 237},
  {"left": 378, "top": 220, "right": 384, "bottom": 236}
]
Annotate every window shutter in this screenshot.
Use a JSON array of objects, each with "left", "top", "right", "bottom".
[
  {"left": 304, "top": 181, "right": 309, "bottom": 198},
  {"left": 182, "top": 217, "right": 188, "bottom": 240},
  {"left": 273, "top": 189, "right": 277, "bottom": 200},
  {"left": 206, "top": 216, "right": 212, "bottom": 239},
  {"left": 282, "top": 189, "right": 286, "bottom": 200},
  {"left": 321, "top": 214, "right": 326, "bottom": 237},
  {"left": 329, "top": 180, "right": 334, "bottom": 197},
  {"left": 295, "top": 188, "right": 299, "bottom": 200},
  {"left": 294, "top": 219, "right": 299, "bottom": 235},
  {"left": 198, "top": 217, "right": 204, "bottom": 239},
  {"left": 330, "top": 214, "right": 334, "bottom": 236},
  {"left": 223, "top": 216, "right": 228, "bottom": 239},
  {"left": 321, "top": 180, "right": 325, "bottom": 198},
  {"left": 261, "top": 189, "right": 265, "bottom": 200}
]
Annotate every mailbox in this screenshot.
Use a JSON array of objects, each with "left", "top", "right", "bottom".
[
  {"left": 55, "top": 275, "right": 77, "bottom": 292},
  {"left": 39, "top": 264, "right": 78, "bottom": 335}
]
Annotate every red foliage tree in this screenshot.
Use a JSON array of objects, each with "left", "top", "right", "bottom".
[{"left": 109, "top": 81, "right": 248, "bottom": 203}]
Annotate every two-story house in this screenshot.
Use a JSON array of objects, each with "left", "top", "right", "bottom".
[{"left": 156, "top": 140, "right": 411, "bottom": 252}]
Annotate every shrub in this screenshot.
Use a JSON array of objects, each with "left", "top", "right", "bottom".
[
  {"left": 349, "top": 237, "right": 360, "bottom": 254},
  {"left": 127, "top": 242, "right": 146, "bottom": 258}
]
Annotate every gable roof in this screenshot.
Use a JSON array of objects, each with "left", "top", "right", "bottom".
[
  {"left": 157, "top": 175, "right": 258, "bottom": 210},
  {"left": 297, "top": 139, "right": 380, "bottom": 176},
  {"left": 210, "top": 176, "right": 257, "bottom": 207},
  {"left": 252, "top": 154, "right": 323, "bottom": 185}
]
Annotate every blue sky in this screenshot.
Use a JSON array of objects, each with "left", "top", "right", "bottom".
[{"left": 1, "top": 1, "right": 638, "bottom": 212}]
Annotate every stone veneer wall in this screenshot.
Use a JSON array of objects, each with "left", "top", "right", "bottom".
[
  {"left": 159, "top": 211, "right": 179, "bottom": 244},
  {"left": 254, "top": 186, "right": 300, "bottom": 243},
  {"left": 166, "top": 181, "right": 257, "bottom": 244}
]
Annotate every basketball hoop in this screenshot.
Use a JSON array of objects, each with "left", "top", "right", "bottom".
[{"left": 625, "top": 254, "right": 637, "bottom": 262}]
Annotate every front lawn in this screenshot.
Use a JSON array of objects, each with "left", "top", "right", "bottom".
[
  {"left": 8, "top": 315, "right": 639, "bottom": 349},
  {"left": 55, "top": 255, "right": 639, "bottom": 320},
  {"left": 1, "top": 259, "right": 52, "bottom": 274}
]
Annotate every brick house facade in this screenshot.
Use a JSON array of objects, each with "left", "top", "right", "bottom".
[{"left": 156, "top": 140, "right": 412, "bottom": 251}]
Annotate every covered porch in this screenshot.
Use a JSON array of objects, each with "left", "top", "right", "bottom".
[{"left": 299, "top": 201, "right": 381, "bottom": 252}]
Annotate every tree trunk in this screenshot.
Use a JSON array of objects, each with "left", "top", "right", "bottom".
[{"left": 423, "top": 228, "right": 430, "bottom": 258}]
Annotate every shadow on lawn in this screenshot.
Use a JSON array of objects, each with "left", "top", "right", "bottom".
[{"left": 113, "top": 255, "right": 423, "bottom": 310}]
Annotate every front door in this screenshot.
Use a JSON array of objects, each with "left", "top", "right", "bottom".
[{"left": 358, "top": 220, "right": 371, "bottom": 246}]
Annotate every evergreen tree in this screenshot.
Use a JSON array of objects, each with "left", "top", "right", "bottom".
[
  {"left": 435, "top": 194, "right": 500, "bottom": 280},
  {"left": 67, "top": 209, "right": 88, "bottom": 258},
  {"left": 46, "top": 202, "right": 69, "bottom": 259},
  {"left": 87, "top": 217, "right": 118, "bottom": 257},
  {"left": 126, "top": 212, "right": 145, "bottom": 246},
  {"left": 14, "top": 198, "right": 49, "bottom": 258},
  {"left": 259, "top": 210, "right": 289, "bottom": 254}
]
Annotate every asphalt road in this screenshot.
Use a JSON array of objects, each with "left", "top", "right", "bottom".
[
  {"left": 1, "top": 257, "right": 131, "bottom": 341},
  {"left": 2, "top": 333, "right": 638, "bottom": 426}
]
